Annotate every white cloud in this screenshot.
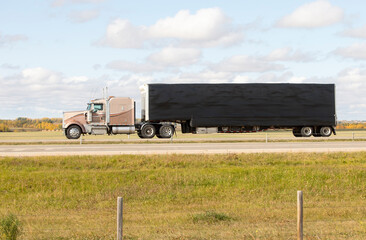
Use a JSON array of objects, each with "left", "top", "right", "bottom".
[
  {"left": 21, "top": 68, "right": 61, "bottom": 84},
  {"left": 336, "top": 67, "right": 366, "bottom": 119},
  {"left": 210, "top": 55, "right": 285, "bottom": 73},
  {"left": 0, "top": 33, "right": 28, "bottom": 47},
  {"left": 264, "top": 47, "right": 314, "bottom": 62},
  {"left": 341, "top": 24, "right": 366, "bottom": 39},
  {"left": 147, "top": 47, "right": 201, "bottom": 67},
  {"left": 232, "top": 75, "right": 251, "bottom": 83},
  {"left": 63, "top": 76, "right": 89, "bottom": 83},
  {"left": 69, "top": 9, "right": 99, "bottom": 23},
  {"left": 148, "top": 8, "right": 243, "bottom": 47},
  {"left": 107, "top": 47, "right": 202, "bottom": 73},
  {"left": 338, "top": 68, "right": 366, "bottom": 85},
  {"left": 100, "top": 8, "right": 243, "bottom": 48},
  {"left": 334, "top": 42, "right": 366, "bottom": 60},
  {"left": 161, "top": 70, "right": 307, "bottom": 85},
  {"left": 277, "top": 0, "right": 343, "bottom": 28},
  {"left": 164, "top": 71, "right": 234, "bottom": 83},
  {"left": 0, "top": 67, "right": 104, "bottom": 118},
  {"left": 288, "top": 76, "right": 307, "bottom": 83},
  {"left": 106, "top": 60, "right": 163, "bottom": 73},
  {"left": 101, "top": 19, "right": 147, "bottom": 48},
  {"left": 107, "top": 46, "right": 313, "bottom": 74}
]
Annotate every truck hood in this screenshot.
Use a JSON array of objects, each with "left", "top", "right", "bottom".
[{"left": 63, "top": 110, "right": 87, "bottom": 128}]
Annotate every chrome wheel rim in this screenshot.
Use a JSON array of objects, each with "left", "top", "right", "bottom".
[
  {"left": 302, "top": 127, "right": 312, "bottom": 136},
  {"left": 321, "top": 127, "right": 331, "bottom": 136},
  {"left": 161, "top": 126, "right": 172, "bottom": 137},
  {"left": 69, "top": 127, "right": 80, "bottom": 138},
  {"left": 144, "top": 126, "right": 154, "bottom": 137}
]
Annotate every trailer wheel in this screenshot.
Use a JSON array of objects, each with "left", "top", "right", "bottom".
[
  {"left": 301, "top": 127, "right": 313, "bottom": 137},
  {"left": 320, "top": 126, "right": 332, "bottom": 137},
  {"left": 66, "top": 125, "right": 81, "bottom": 139},
  {"left": 292, "top": 128, "right": 302, "bottom": 137},
  {"left": 159, "top": 125, "right": 174, "bottom": 138},
  {"left": 140, "top": 124, "right": 156, "bottom": 138}
]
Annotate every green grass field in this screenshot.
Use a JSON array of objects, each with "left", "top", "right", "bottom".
[{"left": 1, "top": 152, "right": 366, "bottom": 239}]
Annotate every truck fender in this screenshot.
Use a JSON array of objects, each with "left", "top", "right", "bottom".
[{"left": 64, "top": 122, "right": 86, "bottom": 134}]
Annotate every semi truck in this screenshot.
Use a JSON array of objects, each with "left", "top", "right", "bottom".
[{"left": 62, "top": 83, "right": 337, "bottom": 139}]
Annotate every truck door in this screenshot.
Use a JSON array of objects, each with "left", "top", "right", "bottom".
[{"left": 91, "top": 103, "right": 106, "bottom": 124}]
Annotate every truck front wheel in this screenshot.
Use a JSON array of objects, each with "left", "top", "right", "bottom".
[
  {"left": 66, "top": 125, "right": 81, "bottom": 139},
  {"left": 140, "top": 124, "right": 156, "bottom": 138}
]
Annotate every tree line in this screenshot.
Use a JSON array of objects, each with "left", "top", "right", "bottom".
[
  {"left": 0, "top": 117, "right": 62, "bottom": 132},
  {"left": 337, "top": 122, "right": 366, "bottom": 129}
]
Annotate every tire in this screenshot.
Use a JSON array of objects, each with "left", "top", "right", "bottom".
[
  {"left": 66, "top": 125, "right": 81, "bottom": 139},
  {"left": 155, "top": 125, "right": 163, "bottom": 138},
  {"left": 293, "top": 128, "right": 302, "bottom": 137},
  {"left": 140, "top": 124, "right": 156, "bottom": 138},
  {"left": 159, "top": 125, "right": 174, "bottom": 138},
  {"left": 137, "top": 131, "right": 144, "bottom": 139},
  {"left": 300, "top": 126, "right": 313, "bottom": 137},
  {"left": 320, "top": 126, "right": 332, "bottom": 137}
]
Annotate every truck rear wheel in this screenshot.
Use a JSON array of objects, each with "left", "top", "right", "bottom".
[
  {"left": 140, "top": 124, "right": 156, "bottom": 138},
  {"left": 301, "top": 126, "right": 313, "bottom": 137},
  {"left": 66, "top": 125, "right": 81, "bottom": 139},
  {"left": 320, "top": 126, "right": 332, "bottom": 137},
  {"left": 159, "top": 125, "right": 174, "bottom": 138}
]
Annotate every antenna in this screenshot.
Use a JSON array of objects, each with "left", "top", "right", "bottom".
[{"left": 102, "top": 86, "right": 109, "bottom": 100}]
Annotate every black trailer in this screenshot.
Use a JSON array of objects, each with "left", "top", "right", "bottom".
[{"left": 138, "top": 83, "right": 336, "bottom": 138}]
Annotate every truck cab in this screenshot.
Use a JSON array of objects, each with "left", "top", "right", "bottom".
[{"left": 63, "top": 97, "right": 136, "bottom": 139}]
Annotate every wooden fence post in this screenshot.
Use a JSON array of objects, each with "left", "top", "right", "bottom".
[
  {"left": 117, "top": 197, "right": 123, "bottom": 240},
  {"left": 297, "top": 191, "right": 303, "bottom": 240}
]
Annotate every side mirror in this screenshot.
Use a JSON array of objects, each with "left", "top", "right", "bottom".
[{"left": 87, "top": 110, "right": 93, "bottom": 122}]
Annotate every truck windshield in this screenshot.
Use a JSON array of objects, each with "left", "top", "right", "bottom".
[{"left": 87, "top": 104, "right": 91, "bottom": 110}]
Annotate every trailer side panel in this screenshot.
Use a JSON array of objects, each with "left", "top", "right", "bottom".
[{"left": 146, "top": 83, "right": 336, "bottom": 127}]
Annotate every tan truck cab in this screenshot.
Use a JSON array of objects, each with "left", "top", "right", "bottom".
[{"left": 63, "top": 97, "right": 135, "bottom": 139}]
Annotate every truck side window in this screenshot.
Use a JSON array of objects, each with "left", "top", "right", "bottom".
[{"left": 94, "top": 104, "right": 103, "bottom": 111}]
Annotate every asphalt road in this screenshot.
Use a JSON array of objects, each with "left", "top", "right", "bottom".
[{"left": 0, "top": 141, "right": 365, "bottom": 156}]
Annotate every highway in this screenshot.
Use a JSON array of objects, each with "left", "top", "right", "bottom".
[{"left": 0, "top": 141, "right": 365, "bottom": 156}]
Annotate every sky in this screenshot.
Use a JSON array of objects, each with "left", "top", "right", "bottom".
[{"left": 1, "top": 0, "right": 366, "bottom": 120}]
